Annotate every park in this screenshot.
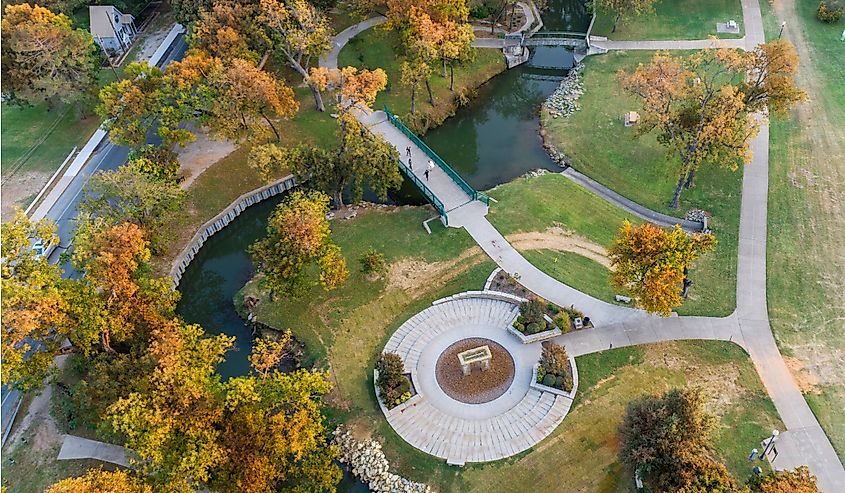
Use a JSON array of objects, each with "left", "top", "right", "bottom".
[{"left": 1, "top": 0, "right": 844, "bottom": 492}]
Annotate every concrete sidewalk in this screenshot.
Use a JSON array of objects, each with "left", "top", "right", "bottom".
[{"left": 57, "top": 435, "right": 131, "bottom": 467}]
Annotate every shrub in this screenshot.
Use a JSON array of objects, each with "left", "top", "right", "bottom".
[
  {"left": 516, "top": 298, "right": 546, "bottom": 329},
  {"left": 376, "top": 352, "right": 411, "bottom": 408},
  {"left": 469, "top": 3, "right": 494, "bottom": 18},
  {"left": 359, "top": 247, "right": 386, "bottom": 275},
  {"left": 563, "top": 304, "right": 584, "bottom": 320},
  {"left": 817, "top": 0, "right": 844, "bottom": 22},
  {"left": 547, "top": 303, "right": 560, "bottom": 314},
  {"left": 542, "top": 374, "right": 556, "bottom": 387},
  {"left": 536, "top": 366, "right": 546, "bottom": 383},
  {"left": 553, "top": 313, "right": 571, "bottom": 331},
  {"left": 540, "top": 343, "right": 570, "bottom": 377}
]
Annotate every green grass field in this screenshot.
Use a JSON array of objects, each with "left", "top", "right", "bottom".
[
  {"left": 338, "top": 28, "right": 506, "bottom": 133},
  {"left": 762, "top": 0, "right": 845, "bottom": 461},
  {"left": 592, "top": 0, "right": 745, "bottom": 40},
  {"left": 487, "top": 173, "right": 734, "bottom": 316}
]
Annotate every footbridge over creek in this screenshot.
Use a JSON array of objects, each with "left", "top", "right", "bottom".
[{"left": 377, "top": 106, "right": 491, "bottom": 228}]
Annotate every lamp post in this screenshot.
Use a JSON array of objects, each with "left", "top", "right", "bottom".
[
  {"left": 779, "top": 21, "right": 787, "bottom": 39},
  {"left": 761, "top": 429, "right": 780, "bottom": 458}
]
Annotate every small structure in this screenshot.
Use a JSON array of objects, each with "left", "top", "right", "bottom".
[
  {"left": 89, "top": 5, "right": 137, "bottom": 56},
  {"left": 717, "top": 20, "right": 741, "bottom": 34},
  {"left": 458, "top": 345, "right": 492, "bottom": 375},
  {"left": 624, "top": 111, "right": 640, "bottom": 127}
]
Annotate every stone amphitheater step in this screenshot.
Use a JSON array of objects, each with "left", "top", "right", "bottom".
[{"left": 387, "top": 386, "right": 571, "bottom": 466}]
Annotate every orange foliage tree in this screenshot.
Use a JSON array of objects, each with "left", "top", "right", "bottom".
[{"left": 608, "top": 221, "right": 716, "bottom": 316}]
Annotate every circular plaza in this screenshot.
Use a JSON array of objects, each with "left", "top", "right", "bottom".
[{"left": 376, "top": 291, "right": 578, "bottom": 466}]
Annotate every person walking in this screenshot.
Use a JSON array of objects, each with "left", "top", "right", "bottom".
[
  {"left": 408, "top": 157, "right": 412, "bottom": 170},
  {"left": 427, "top": 160, "right": 435, "bottom": 174},
  {"left": 424, "top": 168, "right": 430, "bottom": 180},
  {"left": 406, "top": 146, "right": 412, "bottom": 157}
]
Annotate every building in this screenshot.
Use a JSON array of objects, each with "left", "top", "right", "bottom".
[{"left": 89, "top": 5, "right": 137, "bottom": 56}]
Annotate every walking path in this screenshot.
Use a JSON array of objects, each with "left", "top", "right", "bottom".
[
  {"left": 334, "top": 5, "right": 845, "bottom": 490},
  {"left": 592, "top": 37, "right": 746, "bottom": 51},
  {"left": 57, "top": 435, "right": 130, "bottom": 467}
]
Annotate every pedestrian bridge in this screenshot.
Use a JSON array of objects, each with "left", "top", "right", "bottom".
[
  {"left": 522, "top": 31, "right": 589, "bottom": 49},
  {"left": 379, "top": 106, "right": 490, "bottom": 227}
]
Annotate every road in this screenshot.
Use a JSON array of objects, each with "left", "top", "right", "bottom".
[{"left": 1, "top": 33, "right": 189, "bottom": 449}]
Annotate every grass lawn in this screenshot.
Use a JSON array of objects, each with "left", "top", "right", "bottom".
[
  {"left": 487, "top": 173, "right": 734, "bottom": 316},
  {"left": 338, "top": 28, "right": 507, "bottom": 133},
  {"left": 762, "top": 0, "right": 845, "bottom": 461},
  {"left": 591, "top": 0, "right": 744, "bottom": 40},
  {"left": 538, "top": 52, "right": 742, "bottom": 316}
]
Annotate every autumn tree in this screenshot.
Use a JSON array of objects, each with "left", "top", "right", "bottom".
[
  {"left": 79, "top": 167, "right": 185, "bottom": 249},
  {"left": 400, "top": 59, "right": 431, "bottom": 114},
  {"left": 107, "top": 320, "right": 232, "bottom": 490},
  {"left": 594, "top": 0, "right": 657, "bottom": 33},
  {"left": 1, "top": 212, "right": 71, "bottom": 390},
  {"left": 609, "top": 221, "right": 716, "bottom": 316},
  {"left": 676, "top": 455, "right": 743, "bottom": 493},
  {"left": 249, "top": 332, "right": 294, "bottom": 378},
  {"left": 1, "top": 3, "right": 99, "bottom": 107},
  {"left": 250, "top": 190, "right": 348, "bottom": 298},
  {"left": 191, "top": 0, "right": 270, "bottom": 63},
  {"left": 747, "top": 466, "right": 820, "bottom": 493},
  {"left": 259, "top": 0, "right": 333, "bottom": 111},
  {"left": 405, "top": 6, "right": 474, "bottom": 91},
  {"left": 97, "top": 62, "right": 197, "bottom": 149},
  {"left": 45, "top": 469, "right": 152, "bottom": 493},
  {"left": 619, "top": 388, "right": 717, "bottom": 492},
  {"left": 127, "top": 145, "right": 181, "bottom": 181},
  {"left": 214, "top": 369, "right": 340, "bottom": 493},
  {"left": 621, "top": 46, "right": 804, "bottom": 208}
]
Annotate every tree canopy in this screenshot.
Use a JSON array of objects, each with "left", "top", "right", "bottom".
[
  {"left": 45, "top": 469, "right": 152, "bottom": 493},
  {"left": 1, "top": 3, "right": 99, "bottom": 107},
  {"left": 593, "top": 0, "right": 657, "bottom": 33},
  {"left": 250, "top": 190, "right": 349, "bottom": 298},
  {"left": 608, "top": 221, "right": 716, "bottom": 316}
]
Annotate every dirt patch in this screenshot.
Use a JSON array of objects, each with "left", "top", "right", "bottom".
[
  {"left": 385, "top": 247, "right": 483, "bottom": 297},
  {"left": 1, "top": 170, "right": 50, "bottom": 220},
  {"left": 177, "top": 129, "right": 237, "bottom": 189},
  {"left": 507, "top": 226, "right": 611, "bottom": 268},
  {"left": 784, "top": 355, "right": 821, "bottom": 394},
  {"left": 436, "top": 338, "right": 515, "bottom": 404}
]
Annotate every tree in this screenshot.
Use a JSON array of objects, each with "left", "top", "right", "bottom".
[
  {"left": 170, "top": 0, "right": 212, "bottom": 24},
  {"left": 249, "top": 331, "right": 293, "bottom": 378},
  {"left": 817, "top": 0, "right": 844, "bottom": 22},
  {"left": 309, "top": 66, "right": 388, "bottom": 114},
  {"left": 97, "top": 62, "right": 196, "bottom": 149},
  {"left": 46, "top": 469, "right": 152, "bottom": 493},
  {"left": 191, "top": 0, "right": 270, "bottom": 63},
  {"left": 1, "top": 3, "right": 99, "bottom": 107},
  {"left": 79, "top": 167, "right": 185, "bottom": 249},
  {"left": 593, "top": 0, "right": 657, "bottom": 33},
  {"left": 405, "top": 6, "right": 474, "bottom": 90},
  {"left": 676, "top": 455, "right": 743, "bottom": 493},
  {"left": 400, "top": 59, "right": 431, "bottom": 114},
  {"left": 214, "top": 369, "right": 340, "bottom": 493},
  {"left": 608, "top": 221, "right": 716, "bottom": 316},
  {"left": 619, "top": 387, "right": 717, "bottom": 492},
  {"left": 107, "top": 320, "right": 233, "bottom": 490},
  {"left": 1, "top": 211, "right": 71, "bottom": 390},
  {"left": 250, "top": 190, "right": 348, "bottom": 298},
  {"left": 127, "top": 145, "right": 181, "bottom": 181},
  {"left": 747, "top": 466, "right": 820, "bottom": 493},
  {"left": 621, "top": 46, "right": 805, "bottom": 208},
  {"left": 258, "top": 0, "right": 333, "bottom": 111}
]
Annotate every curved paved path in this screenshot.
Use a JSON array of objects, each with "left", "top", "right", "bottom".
[
  {"left": 328, "top": 7, "right": 845, "bottom": 490},
  {"left": 381, "top": 293, "right": 575, "bottom": 465}
]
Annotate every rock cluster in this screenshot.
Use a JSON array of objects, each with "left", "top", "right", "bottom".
[
  {"left": 543, "top": 63, "right": 584, "bottom": 119},
  {"left": 326, "top": 202, "right": 398, "bottom": 221},
  {"left": 334, "top": 428, "right": 434, "bottom": 493},
  {"left": 685, "top": 208, "right": 708, "bottom": 223},
  {"left": 522, "top": 168, "right": 550, "bottom": 178}
]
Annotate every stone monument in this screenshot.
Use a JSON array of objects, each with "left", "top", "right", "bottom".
[{"left": 458, "top": 345, "right": 492, "bottom": 375}]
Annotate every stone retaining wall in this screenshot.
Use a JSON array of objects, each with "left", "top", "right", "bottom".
[
  {"left": 169, "top": 175, "right": 298, "bottom": 286},
  {"left": 530, "top": 358, "right": 579, "bottom": 400}
]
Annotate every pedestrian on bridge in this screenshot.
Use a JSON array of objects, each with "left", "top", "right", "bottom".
[
  {"left": 408, "top": 157, "right": 412, "bottom": 169},
  {"left": 406, "top": 146, "right": 412, "bottom": 157},
  {"left": 424, "top": 168, "right": 430, "bottom": 181}
]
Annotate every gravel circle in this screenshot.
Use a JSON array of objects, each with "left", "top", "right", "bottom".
[{"left": 435, "top": 338, "right": 515, "bottom": 404}]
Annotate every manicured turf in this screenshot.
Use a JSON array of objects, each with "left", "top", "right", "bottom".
[
  {"left": 338, "top": 28, "right": 507, "bottom": 133},
  {"left": 487, "top": 173, "right": 733, "bottom": 316},
  {"left": 762, "top": 0, "right": 845, "bottom": 461},
  {"left": 591, "top": 0, "right": 745, "bottom": 40}
]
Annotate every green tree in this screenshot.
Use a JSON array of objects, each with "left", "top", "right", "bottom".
[
  {"left": 400, "top": 59, "right": 431, "bottom": 114},
  {"left": 79, "top": 167, "right": 185, "bottom": 249},
  {"left": 250, "top": 190, "right": 349, "bottom": 298},
  {"left": 619, "top": 387, "right": 717, "bottom": 492},
  {"left": 170, "top": 0, "right": 212, "bottom": 23},
  {"left": 609, "top": 221, "right": 716, "bottom": 316},
  {"left": 1, "top": 3, "right": 99, "bottom": 107},
  {"left": 127, "top": 145, "right": 181, "bottom": 181},
  {"left": 1, "top": 211, "right": 71, "bottom": 390}
]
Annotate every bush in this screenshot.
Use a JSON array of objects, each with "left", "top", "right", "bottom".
[
  {"left": 515, "top": 298, "right": 546, "bottom": 330},
  {"left": 376, "top": 352, "right": 411, "bottom": 408},
  {"left": 540, "top": 343, "right": 570, "bottom": 378},
  {"left": 547, "top": 303, "right": 560, "bottom": 314},
  {"left": 542, "top": 374, "right": 556, "bottom": 387},
  {"left": 469, "top": 3, "right": 494, "bottom": 18},
  {"left": 817, "top": 0, "right": 844, "bottom": 22},
  {"left": 553, "top": 312, "right": 571, "bottom": 331},
  {"left": 563, "top": 304, "right": 584, "bottom": 320},
  {"left": 359, "top": 247, "right": 386, "bottom": 276}
]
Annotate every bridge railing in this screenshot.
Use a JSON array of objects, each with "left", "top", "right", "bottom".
[
  {"left": 384, "top": 105, "right": 489, "bottom": 206},
  {"left": 529, "top": 31, "right": 588, "bottom": 39},
  {"left": 395, "top": 156, "right": 448, "bottom": 226}
]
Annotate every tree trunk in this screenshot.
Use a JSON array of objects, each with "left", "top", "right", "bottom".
[
  {"left": 449, "top": 64, "right": 455, "bottom": 91},
  {"left": 333, "top": 189, "right": 344, "bottom": 209},
  {"left": 684, "top": 168, "right": 696, "bottom": 189},
  {"left": 670, "top": 172, "right": 686, "bottom": 209},
  {"left": 101, "top": 331, "right": 116, "bottom": 354},
  {"left": 425, "top": 80, "right": 434, "bottom": 105},
  {"left": 309, "top": 82, "right": 326, "bottom": 112},
  {"left": 410, "top": 84, "right": 417, "bottom": 114},
  {"left": 612, "top": 14, "right": 620, "bottom": 33},
  {"left": 442, "top": 58, "right": 447, "bottom": 78},
  {"left": 261, "top": 110, "right": 281, "bottom": 141}
]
